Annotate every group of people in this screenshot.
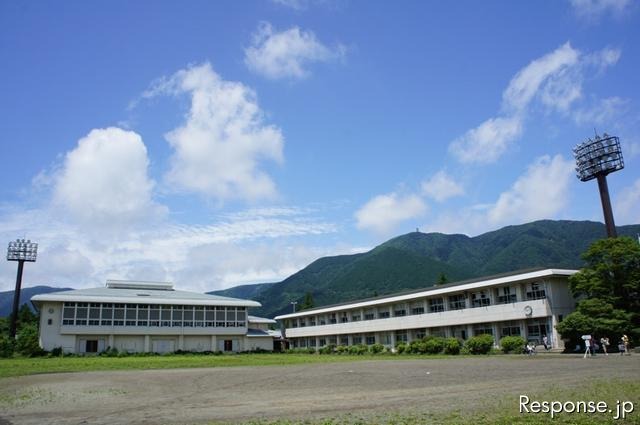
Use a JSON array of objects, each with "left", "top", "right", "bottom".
[
  {"left": 582, "top": 334, "right": 631, "bottom": 358},
  {"left": 524, "top": 335, "right": 552, "bottom": 355}
]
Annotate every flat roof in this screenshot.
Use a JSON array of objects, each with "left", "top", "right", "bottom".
[
  {"left": 31, "top": 285, "right": 261, "bottom": 308},
  {"left": 275, "top": 267, "right": 577, "bottom": 320}
]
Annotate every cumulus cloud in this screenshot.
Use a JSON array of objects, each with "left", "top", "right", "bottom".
[
  {"left": 355, "top": 193, "right": 426, "bottom": 235},
  {"left": 573, "top": 96, "right": 629, "bottom": 126},
  {"left": 421, "top": 170, "right": 465, "bottom": 202},
  {"left": 145, "top": 63, "right": 284, "bottom": 202},
  {"left": 244, "top": 22, "right": 345, "bottom": 80},
  {"left": 52, "top": 127, "right": 166, "bottom": 228},
  {"left": 449, "top": 42, "right": 620, "bottom": 164},
  {"left": 449, "top": 116, "right": 523, "bottom": 164},
  {"left": 569, "top": 0, "right": 632, "bottom": 21},
  {"left": 487, "top": 155, "right": 575, "bottom": 226},
  {"left": 615, "top": 178, "right": 640, "bottom": 225}
]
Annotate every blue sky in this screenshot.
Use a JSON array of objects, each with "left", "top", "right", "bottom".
[{"left": 1, "top": 0, "right": 639, "bottom": 292}]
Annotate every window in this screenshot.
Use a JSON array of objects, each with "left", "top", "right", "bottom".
[
  {"left": 351, "top": 314, "right": 360, "bottom": 322},
  {"left": 473, "top": 323, "right": 494, "bottom": 336},
  {"left": 340, "top": 336, "right": 349, "bottom": 346},
  {"left": 378, "top": 311, "right": 390, "bottom": 319},
  {"left": 471, "top": 291, "right": 491, "bottom": 308},
  {"left": 501, "top": 322, "right": 521, "bottom": 337},
  {"left": 319, "top": 338, "right": 327, "bottom": 347},
  {"left": 308, "top": 317, "right": 316, "bottom": 326},
  {"left": 395, "top": 330, "right": 408, "bottom": 343},
  {"left": 364, "top": 312, "right": 375, "bottom": 320},
  {"left": 340, "top": 313, "right": 348, "bottom": 323},
  {"left": 393, "top": 308, "right": 406, "bottom": 317},
  {"left": 414, "top": 329, "right": 426, "bottom": 339},
  {"left": 429, "top": 327, "right": 445, "bottom": 337},
  {"left": 319, "top": 316, "right": 326, "bottom": 325},
  {"left": 449, "top": 294, "right": 466, "bottom": 310},
  {"left": 429, "top": 298, "right": 444, "bottom": 313},
  {"left": 47, "top": 318, "right": 52, "bottom": 325},
  {"left": 365, "top": 335, "right": 376, "bottom": 345},
  {"left": 497, "top": 286, "right": 517, "bottom": 304},
  {"left": 329, "top": 314, "right": 337, "bottom": 324},
  {"left": 526, "top": 282, "right": 546, "bottom": 300},
  {"left": 352, "top": 335, "right": 362, "bottom": 345},
  {"left": 329, "top": 336, "right": 337, "bottom": 345},
  {"left": 411, "top": 306, "right": 425, "bottom": 315}
]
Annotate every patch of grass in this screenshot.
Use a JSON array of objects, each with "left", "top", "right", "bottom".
[
  {"left": 212, "top": 379, "right": 640, "bottom": 425},
  {"left": 0, "top": 353, "right": 457, "bottom": 379}
]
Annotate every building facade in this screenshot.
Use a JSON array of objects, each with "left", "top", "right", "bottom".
[
  {"left": 31, "top": 280, "right": 273, "bottom": 354},
  {"left": 275, "top": 268, "right": 577, "bottom": 350}
]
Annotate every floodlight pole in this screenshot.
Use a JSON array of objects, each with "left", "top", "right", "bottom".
[
  {"left": 7, "top": 239, "right": 38, "bottom": 339},
  {"left": 596, "top": 174, "right": 617, "bottom": 238},
  {"left": 9, "top": 260, "right": 26, "bottom": 339},
  {"left": 573, "top": 133, "right": 624, "bottom": 239}
]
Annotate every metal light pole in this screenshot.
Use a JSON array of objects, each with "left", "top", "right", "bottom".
[
  {"left": 291, "top": 301, "right": 298, "bottom": 313},
  {"left": 573, "top": 133, "right": 624, "bottom": 238},
  {"left": 7, "top": 239, "right": 38, "bottom": 339}
]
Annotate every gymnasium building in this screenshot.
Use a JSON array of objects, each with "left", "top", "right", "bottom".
[{"left": 31, "top": 280, "right": 275, "bottom": 354}]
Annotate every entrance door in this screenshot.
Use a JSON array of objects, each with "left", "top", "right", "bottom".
[
  {"left": 223, "top": 339, "right": 233, "bottom": 352},
  {"left": 85, "top": 340, "right": 98, "bottom": 353}
]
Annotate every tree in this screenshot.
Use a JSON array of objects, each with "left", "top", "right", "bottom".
[
  {"left": 437, "top": 273, "right": 448, "bottom": 285},
  {"left": 18, "top": 304, "right": 38, "bottom": 329},
  {"left": 298, "top": 292, "right": 314, "bottom": 311},
  {"left": 556, "top": 236, "right": 640, "bottom": 347}
]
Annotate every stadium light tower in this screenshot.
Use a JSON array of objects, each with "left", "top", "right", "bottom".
[
  {"left": 7, "top": 239, "right": 38, "bottom": 339},
  {"left": 573, "top": 133, "right": 624, "bottom": 238}
]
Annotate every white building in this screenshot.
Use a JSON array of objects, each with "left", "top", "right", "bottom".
[
  {"left": 31, "top": 280, "right": 275, "bottom": 354},
  {"left": 275, "top": 268, "right": 577, "bottom": 350}
]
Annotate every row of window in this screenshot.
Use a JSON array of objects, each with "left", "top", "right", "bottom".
[
  {"left": 291, "top": 319, "right": 550, "bottom": 348},
  {"left": 289, "top": 284, "right": 546, "bottom": 328},
  {"left": 61, "top": 302, "right": 247, "bottom": 328}
]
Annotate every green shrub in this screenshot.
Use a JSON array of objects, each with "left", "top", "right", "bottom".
[
  {"left": 318, "top": 344, "right": 335, "bottom": 354},
  {"left": 335, "top": 345, "right": 348, "bottom": 354},
  {"left": 348, "top": 344, "right": 368, "bottom": 355},
  {"left": 369, "top": 343, "right": 385, "bottom": 354},
  {"left": 443, "top": 337, "right": 461, "bottom": 355},
  {"left": 395, "top": 342, "right": 407, "bottom": 354},
  {"left": 465, "top": 334, "right": 495, "bottom": 355},
  {"left": 15, "top": 324, "right": 44, "bottom": 357},
  {"left": 50, "top": 346, "right": 64, "bottom": 357},
  {"left": 424, "top": 337, "right": 445, "bottom": 354},
  {"left": 0, "top": 335, "right": 15, "bottom": 358},
  {"left": 500, "top": 335, "right": 526, "bottom": 354}
]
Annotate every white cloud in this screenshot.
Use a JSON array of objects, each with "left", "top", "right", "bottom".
[
  {"left": 421, "top": 170, "right": 465, "bottom": 202},
  {"left": 487, "top": 155, "right": 575, "bottom": 226},
  {"left": 449, "top": 116, "right": 523, "bottom": 164},
  {"left": 503, "top": 42, "right": 580, "bottom": 112},
  {"left": 569, "top": 0, "right": 632, "bottom": 20},
  {"left": 145, "top": 63, "right": 284, "bottom": 202},
  {"left": 52, "top": 127, "right": 166, "bottom": 229},
  {"left": 449, "top": 42, "right": 621, "bottom": 164},
  {"left": 615, "top": 178, "right": 640, "bottom": 224},
  {"left": 244, "top": 22, "right": 345, "bottom": 80},
  {"left": 355, "top": 193, "right": 426, "bottom": 235},
  {"left": 573, "top": 96, "right": 629, "bottom": 126},
  {"left": 0, "top": 204, "right": 339, "bottom": 292},
  {"left": 271, "top": 0, "right": 308, "bottom": 9}
]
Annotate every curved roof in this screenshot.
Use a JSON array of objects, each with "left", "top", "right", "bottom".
[{"left": 31, "top": 286, "right": 261, "bottom": 308}]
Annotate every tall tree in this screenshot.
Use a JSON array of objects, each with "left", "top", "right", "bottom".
[
  {"left": 556, "top": 237, "right": 640, "bottom": 346},
  {"left": 437, "top": 273, "right": 448, "bottom": 285},
  {"left": 299, "top": 292, "right": 314, "bottom": 311}
]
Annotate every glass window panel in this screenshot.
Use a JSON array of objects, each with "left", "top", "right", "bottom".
[
  {"left": 63, "top": 307, "right": 75, "bottom": 319},
  {"left": 76, "top": 307, "right": 88, "bottom": 319}
]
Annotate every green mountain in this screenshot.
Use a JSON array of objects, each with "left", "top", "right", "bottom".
[{"left": 211, "top": 220, "right": 640, "bottom": 318}]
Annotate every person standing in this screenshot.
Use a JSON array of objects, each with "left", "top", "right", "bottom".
[
  {"left": 622, "top": 334, "right": 630, "bottom": 355},
  {"left": 542, "top": 335, "right": 549, "bottom": 351},
  {"left": 600, "top": 336, "right": 609, "bottom": 356}
]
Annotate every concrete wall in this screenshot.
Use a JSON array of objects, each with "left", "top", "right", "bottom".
[
  {"left": 244, "top": 337, "right": 273, "bottom": 351},
  {"left": 184, "top": 336, "right": 211, "bottom": 352}
]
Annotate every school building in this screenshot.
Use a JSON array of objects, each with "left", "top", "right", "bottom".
[{"left": 275, "top": 268, "right": 577, "bottom": 350}]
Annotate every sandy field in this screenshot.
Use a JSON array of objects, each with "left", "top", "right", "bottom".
[{"left": 1, "top": 355, "right": 638, "bottom": 424}]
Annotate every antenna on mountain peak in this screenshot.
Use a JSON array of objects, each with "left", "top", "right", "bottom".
[{"left": 416, "top": 227, "right": 420, "bottom": 233}]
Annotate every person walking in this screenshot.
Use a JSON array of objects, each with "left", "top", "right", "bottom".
[
  {"left": 600, "top": 336, "right": 609, "bottom": 356},
  {"left": 583, "top": 335, "right": 592, "bottom": 358},
  {"left": 542, "top": 335, "right": 549, "bottom": 351}
]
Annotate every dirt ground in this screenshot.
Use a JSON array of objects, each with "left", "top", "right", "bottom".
[{"left": 1, "top": 355, "right": 638, "bottom": 425}]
